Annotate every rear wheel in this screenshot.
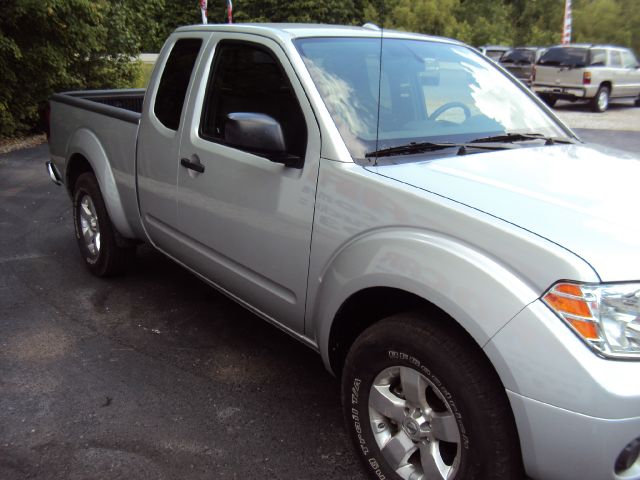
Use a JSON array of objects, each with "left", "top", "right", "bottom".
[
  {"left": 72, "top": 172, "right": 135, "bottom": 276},
  {"left": 540, "top": 94, "right": 557, "bottom": 108},
  {"left": 342, "top": 312, "right": 522, "bottom": 480},
  {"left": 591, "top": 86, "right": 609, "bottom": 112}
]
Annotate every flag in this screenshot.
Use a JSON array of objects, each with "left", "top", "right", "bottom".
[
  {"left": 227, "top": 0, "right": 233, "bottom": 24},
  {"left": 561, "top": 0, "right": 572, "bottom": 44},
  {"left": 200, "top": 0, "right": 207, "bottom": 24}
]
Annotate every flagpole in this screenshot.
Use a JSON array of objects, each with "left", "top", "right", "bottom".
[
  {"left": 561, "top": 0, "right": 572, "bottom": 44},
  {"left": 200, "top": 0, "right": 208, "bottom": 24}
]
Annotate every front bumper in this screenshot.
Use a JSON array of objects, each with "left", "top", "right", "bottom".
[{"left": 484, "top": 300, "right": 640, "bottom": 479}]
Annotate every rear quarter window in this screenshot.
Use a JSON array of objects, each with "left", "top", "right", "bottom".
[
  {"left": 538, "top": 47, "right": 588, "bottom": 67},
  {"left": 154, "top": 38, "right": 203, "bottom": 131}
]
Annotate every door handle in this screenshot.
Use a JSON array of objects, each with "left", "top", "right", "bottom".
[{"left": 180, "top": 158, "right": 205, "bottom": 173}]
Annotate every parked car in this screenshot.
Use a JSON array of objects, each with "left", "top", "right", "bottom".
[
  {"left": 47, "top": 24, "right": 640, "bottom": 480},
  {"left": 478, "top": 44, "right": 511, "bottom": 61},
  {"left": 500, "top": 46, "right": 546, "bottom": 86},
  {"left": 532, "top": 43, "right": 640, "bottom": 111}
]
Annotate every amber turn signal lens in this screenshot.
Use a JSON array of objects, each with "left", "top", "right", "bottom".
[
  {"left": 554, "top": 283, "right": 583, "bottom": 297},
  {"left": 543, "top": 292, "right": 592, "bottom": 318},
  {"left": 567, "top": 318, "right": 599, "bottom": 340}
]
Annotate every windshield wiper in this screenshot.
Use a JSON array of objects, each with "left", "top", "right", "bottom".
[
  {"left": 469, "top": 132, "right": 577, "bottom": 145},
  {"left": 365, "top": 141, "right": 508, "bottom": 158}
]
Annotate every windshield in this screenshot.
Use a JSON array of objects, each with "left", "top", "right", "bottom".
[
  {"left": 538, "top": 47, "right": 589, "bottom": 67},
  {"left": 501, "top": 48, "right": 535, "bottom": 64},
  {"left": 295, "top": 37, "right": 568, "bottom": 160}
]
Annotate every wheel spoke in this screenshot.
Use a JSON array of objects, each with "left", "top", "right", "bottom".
[
  {"left": 82, "top": 225, "right": 93, "bottom": 243},
  {"left": 382, "top": 430, "right": 417, "bottom": 471},
  {"left": 419, "top": 443, "right": 447, "bottom": 480},
  {"left": 430, "top": 412, "right": 460, "bottom": 444},
  {"left": 400, "top": 367, "right": 427, "bottom": 408},
  {"left": 81, "top": 200, "right": 93, "bottom": 219},
  {"left": 370, "top": 384, "right": 406, "bottom": 424}
]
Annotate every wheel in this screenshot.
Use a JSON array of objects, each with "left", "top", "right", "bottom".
[
  {"left": 540, "top": 94, "right": 557, "bottom": 108},
  {"left": 72, "top": 172, "right": 135, "bottom": 276},
  {"left": 591, "top": 86, "right": 609, "bottom": 112},
  {"left": 635, "top": 95, "right": 640, "bottom": 107},
  {"left": 429, "top": 102, "right": 471, "bottom": 122},
  {"left": 342, "top": 312, "right": 522, "bottom": 480}
]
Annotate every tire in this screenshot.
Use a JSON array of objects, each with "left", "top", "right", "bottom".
[
  {"left": 591, "top": 86, "right": 609, "bottom": 112},
  {"left": 540, "top": 94, "right": 557, "bottom": 108},
  {"left": 72, "top": 172, "right": 135, "bottom": 276},
  {"left": 342, "top": 312, "right": 522, "bottom": 480},
  {"left": 635, "top": 95, "right": 640, "bottom": 107}
]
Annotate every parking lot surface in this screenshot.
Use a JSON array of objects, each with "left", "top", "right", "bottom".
[
  {"left": 555, "top": 99, "right": 640, "bottom": 132},
  {"left": 1, "top": 106, "right": 638, "bottom": 479},
  {"left": 1, "top": 145, "right": 364, "bottom": 479}
]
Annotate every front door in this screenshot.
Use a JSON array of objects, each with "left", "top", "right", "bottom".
[{"left": 175, "top": 35, "right": 321, "bottom": 333}]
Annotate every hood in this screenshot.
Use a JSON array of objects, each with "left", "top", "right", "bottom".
[{"left": 370, "top": 144, "right": 640, "bottom": 282}]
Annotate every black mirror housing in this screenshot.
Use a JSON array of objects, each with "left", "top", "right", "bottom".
[{"left": 225, "top": 112, "right": 302, "bottom": 168}]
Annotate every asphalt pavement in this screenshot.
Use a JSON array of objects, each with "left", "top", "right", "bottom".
[
  {"left": 1, "top": 122, "right": 638, "bottom": 480},
  {"left": 1, "top": 144, "right": 363, "bottom": 479}
]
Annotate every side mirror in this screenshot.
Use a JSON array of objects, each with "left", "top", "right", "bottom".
[{"left": 225, "top": 112, "right": 302, "bottom": 168}]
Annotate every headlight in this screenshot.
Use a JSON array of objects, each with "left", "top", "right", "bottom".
[{"left": 543, "top": 282, "right": 640, "bottom": 359}]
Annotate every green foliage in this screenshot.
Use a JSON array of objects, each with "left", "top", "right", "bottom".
[
  {"left": 0, "top": 0, "right": 163, "bottom": 137},
  {"left": 385, "top": 0, "right": 460, "bottom": 38},
  {"left": 573, "top": 0, "right": 631, "bottom": 47}
]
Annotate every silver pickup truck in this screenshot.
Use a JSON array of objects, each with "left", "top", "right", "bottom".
[{"left": 47, "top": 24, "right": 640, "bottom": 480}]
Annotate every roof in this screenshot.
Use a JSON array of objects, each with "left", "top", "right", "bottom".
[
  {"left": 548, "top": 43, "right": 629, "bottom": 50},
  {"left": 174, "top": 23, "right": 461, "bottom": 46}
]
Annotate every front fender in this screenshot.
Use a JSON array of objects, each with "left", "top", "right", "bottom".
[
  {"left": 312, "top": 229, "right": 541, "bottom": 373},
  {"left": 66, "top": 128, "right": 135, "bottom": 238}
]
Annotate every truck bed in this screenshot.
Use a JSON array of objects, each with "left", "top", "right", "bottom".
[
  {"left": 48, "top": 88, "right": 147, "bottom": 240},
  {"left": 50, "top": 89, "right": 145, "bottom": 123}
]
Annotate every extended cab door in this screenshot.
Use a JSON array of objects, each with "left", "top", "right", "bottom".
[
  {"left": 175, "top": 34, "right": 321, "bottom": 334},
  {"left": 137, "top": 34, "right": 208, "bottom": 257}
]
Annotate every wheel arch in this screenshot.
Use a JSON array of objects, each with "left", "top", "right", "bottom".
[
  {"left": 599, "top": 80, "right": 612, "bottom": 92},
  {"left": 65, "top": 128, "right": 135, "bottom": 238},
  {"left": 328, "top": 287, "right": 461, "bottom": 376},
  {"left": 310, "top": 229, "right": 541, "bottom": 376}
]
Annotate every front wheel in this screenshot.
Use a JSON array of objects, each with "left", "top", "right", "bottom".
[
  {"left": 342, "top": 313, "right": 522, "bottom": 480},
  {"left": 72, "top": 172, "right": 135, "bottom": 276}
]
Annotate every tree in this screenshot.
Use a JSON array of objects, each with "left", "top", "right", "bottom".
[
  {"left": 0, "top": 0, "right": 160, "bottom": 137},
  {"left": 573, "top": 0, "right": 632, "bottom": 48}
]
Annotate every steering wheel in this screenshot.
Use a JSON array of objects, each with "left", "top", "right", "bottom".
[{"left": 430, "top": 102, "right": 471, "bottom": 123}]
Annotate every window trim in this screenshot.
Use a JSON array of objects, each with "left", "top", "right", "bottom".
[{"left": 198, "top": 39, "right": 308, "bottom": 159}]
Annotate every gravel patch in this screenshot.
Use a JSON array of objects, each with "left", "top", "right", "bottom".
[
  {"left": 0, "top": 134, "right": 47, "bottom": 155},
  {"left": 553, "top": 99, "right": 640, "bottom": 132}
]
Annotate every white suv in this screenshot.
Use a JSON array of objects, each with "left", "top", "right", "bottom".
[{"left": 532, "top": 44, "right": 640, "bottom": 112}]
